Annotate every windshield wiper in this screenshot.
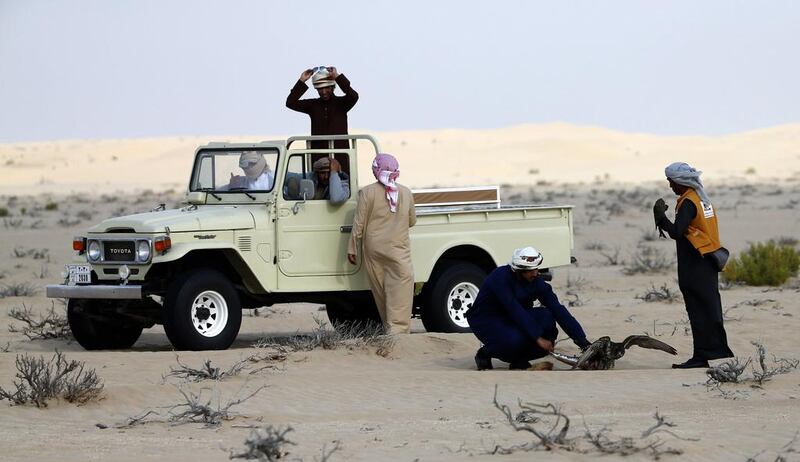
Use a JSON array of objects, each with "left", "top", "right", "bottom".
[
  {"left": 228, "top": 187, "right": 257, "bottom": 200},
  {"left": 196, "top": 188, "right": 222, "bottom": 201}
]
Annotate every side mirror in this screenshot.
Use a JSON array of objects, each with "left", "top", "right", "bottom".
[
  {"left": 299, "top": 179, "right": 315, "bottom": 199},
  {"left": 185, "top": 191, "right": 207, "bottom": 205}
]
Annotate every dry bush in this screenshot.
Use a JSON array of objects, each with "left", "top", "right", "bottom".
[
  {"left": 750, "top": 341, "right": 799, "bottom": 386},
  {"left": 583, "top": 241, "right": 606, "bottom": 251},
  {"left": 0, "top": 282, "right": 40, "bottom": 298},
  {"left": 167, "top": 384, "right": 266, "bottom": 427},
  {"left": 598, "top": 246, "right": 623, "bottom": 266},
  {"left": 705, "top": 341, "right": 799, "bottom": 392},
  {"left": 636, "top": 283, "right": 681, "bottom": 303},
  {"left": 8, "top": 302, "right": 70, "bottom": 339},
  {"left": 0, "top": 351, "right": 103, "bottom": 407},
  {"left": 256, "top": 317, "right": 394, "bottom": 358},
  {"left": 623, "top": 245, "right": 674, "bottom": 275},
  {"left": 490, "top": 386, "right": 687, "bottom": 459},
  {"left": 230, "top": 425, "right": 296, "bottom": 461},
  {"left": 10, "top": 246, "right": 50, "bottom": 260},
  {"left": 706, "top": 357, "right": 751, "bottom": 385},
  {"left": 164, "top": 355, "right": 252, "bottom": 382}
]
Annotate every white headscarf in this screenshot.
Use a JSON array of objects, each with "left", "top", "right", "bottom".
[{"left": 664, "top": 162, "right": 711, "bottom": 205}]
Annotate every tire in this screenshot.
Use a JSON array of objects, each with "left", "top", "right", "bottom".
[
  {"left": 68, "top": 299, "right": 143, "bottom": 350},
  {"left": 325, "top": 293, "right": 383, "bottom": 331},
  {"left": 163, "top": 269, "right": 242, "bottom": 350},
  {"left": 421, "top": 262, "right": 486, "bottom": 333}
]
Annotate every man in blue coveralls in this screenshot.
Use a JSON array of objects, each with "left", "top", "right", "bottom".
[{"left": 466, "top": 247, "right": 592, "bottom": 370}]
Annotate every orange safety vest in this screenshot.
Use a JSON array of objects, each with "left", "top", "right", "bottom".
[{"left": 676, "top": 188, "right": 721, "bottom": 255}]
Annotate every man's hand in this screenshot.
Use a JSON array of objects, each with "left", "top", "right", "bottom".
[
  {"left": 347, "top": 253, "right": 357, "bottom": 265},
  {"left": 653, "top": 198, "right": 668, "bottom": 225},
  {"left": 536, "top": 337, "right": 554, "bottom": 353},
  {"left": 330, "top": 158, "right": 341, "bottom": 173},
  {"left": 327, "top": 66, "right": 339, "bottom": 79},
  {"left": 300, "top": 69, "right": 313, "bottom": 82},
  {"left": 229, "top": 173, "right": 247, "bottom": 189}
]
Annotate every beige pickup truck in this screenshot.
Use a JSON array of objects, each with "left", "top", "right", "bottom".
[{"left": 47, "top": 134, "right": 575, "bottom": 351}]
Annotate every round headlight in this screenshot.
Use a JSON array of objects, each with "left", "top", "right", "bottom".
[
  {"left": 87, "top": 240, "right": 101, "bottom": 261},
  {"left": 118, "top": 264, "right": 131, "bottom": 280},
  {"left": 137, "top": 240, "right": 151, "bottom": 262}
]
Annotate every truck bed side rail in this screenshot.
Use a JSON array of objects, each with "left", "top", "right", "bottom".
[{"left": 412, "top": 186, "right": 500, "bottom": 208}]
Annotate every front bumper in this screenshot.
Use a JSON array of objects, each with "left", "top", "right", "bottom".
[{"left": 46, "top": 284, "right": 142, "bottom": 300}]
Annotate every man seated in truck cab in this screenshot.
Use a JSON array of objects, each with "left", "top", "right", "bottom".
[
  {"left": 225, "top": 151, "right": 275, "bottom": 190},
  {"left": 284, "top": 156, "right": 350, "bottom": 204},
  {"left": 467, "top": 247, "right": 592, "bottom": 371}
]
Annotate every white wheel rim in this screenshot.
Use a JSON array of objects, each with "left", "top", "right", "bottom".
[
  {"left": 190, "top": 290, "right": 228, "bottom": 337},
  {"left": 447, "top": 282, "right": 478, "bottom": 328}
]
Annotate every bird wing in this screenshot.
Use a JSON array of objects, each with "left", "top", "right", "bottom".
[
  {"left": 622, "top": 335, "right": 677, "bottom": 355},
  {"left": 550, "top": 351, "right": 579, "bottom": 367},
  {"left": 574, "top": 341, "right": 605, "bottom": 369}
]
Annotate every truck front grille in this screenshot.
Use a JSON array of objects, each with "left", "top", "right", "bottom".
[{"left": 103, "top": 240, "right": 136, "bottom": 262}]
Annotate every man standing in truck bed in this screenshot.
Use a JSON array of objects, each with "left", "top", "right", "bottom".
[{"left": 286, "top": 66, "right": 359, "bottom": 149}]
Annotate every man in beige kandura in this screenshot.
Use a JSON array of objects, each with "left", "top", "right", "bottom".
[{"left": 347, "top": 153, "right": 416, "bottom": 334}]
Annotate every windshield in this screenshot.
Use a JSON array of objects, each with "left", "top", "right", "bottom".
[{"left": 191, "top": 148, "right": 279, "bottom": 192}]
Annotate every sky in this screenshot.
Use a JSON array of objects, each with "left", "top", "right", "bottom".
[{"left": 1, "top": 0, "right": 799, "bottom": 142}]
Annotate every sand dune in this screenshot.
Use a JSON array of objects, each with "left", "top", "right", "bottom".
[{"left": 2, "top": 123, "right": 799, "bottom": 194}]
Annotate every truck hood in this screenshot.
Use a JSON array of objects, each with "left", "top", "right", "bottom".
[{"left": 87, "top": 206, "right": 255, "bottom": 233}]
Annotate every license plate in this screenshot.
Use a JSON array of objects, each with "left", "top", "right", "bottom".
[{"left": 67, "top": 264, "right": 91, "bottom": 285}]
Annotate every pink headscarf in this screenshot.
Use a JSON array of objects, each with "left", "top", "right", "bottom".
[{"left": 372, "top": 153, "right": 400, "bottom": 213}]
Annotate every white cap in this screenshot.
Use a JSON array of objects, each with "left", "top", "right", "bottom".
[{"left": 510, "top": 247, "right": 544, "bottom": 271}]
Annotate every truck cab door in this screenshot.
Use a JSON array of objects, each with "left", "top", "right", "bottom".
[{"left": 275, "top": 153, "right": 359, "bottom": 280}]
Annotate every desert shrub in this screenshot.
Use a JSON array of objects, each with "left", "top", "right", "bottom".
[
  {"left": 723, "top": 240, "right": 800, "bottom": 286},
  {"left": 257, "top": 316, "right": 394, "bottom": 357},
  {"left": 0, "top": 351, "right": 103, "bottom": 407},
  {"left": 230, "top": 425, "right": 296, "bottom": 461},
  {"left": 0, "top": 282, "right": 40, "bottom": 298},
  {"left": 623, "top": 245, "right": 674, "bottom": 275},
  {"left": 0, "top": 207, "right": 8, "bottom": 217},
  {"left": 44, "top": 202, "right": 58, "bottom": 211},
  {"left": 8, "top": 302, "right": 70, "bottom": 339}
]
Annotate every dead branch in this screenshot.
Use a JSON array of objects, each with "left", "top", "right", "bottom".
[
  {"left": 164, "top": 355, "right": 249, "bottom": 382},
  {"left": 166, "top": 383, "right": 267, "bottom": 427}
]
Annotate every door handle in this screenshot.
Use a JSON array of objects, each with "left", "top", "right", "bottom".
[{"left": 340, "top": 225, "right": 353, "bottom": 233}]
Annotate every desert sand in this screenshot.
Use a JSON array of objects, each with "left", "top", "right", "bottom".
[{"left": 0, "top": 124, "right": 799, "bottom": 461}]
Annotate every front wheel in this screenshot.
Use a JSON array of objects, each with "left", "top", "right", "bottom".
[
  {"left": 421, "top": 262, "right": 486, "bottom": 333},
  {"left": 164, "top": 269, "right": 242, "bottom": 350},
  {"left": 68, "top": 299, "right": 143, "bottom": 350}
]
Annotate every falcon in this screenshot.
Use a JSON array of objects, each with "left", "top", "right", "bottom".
[{"left": 550, "top": 335, "right": 677, "bottom": 370}]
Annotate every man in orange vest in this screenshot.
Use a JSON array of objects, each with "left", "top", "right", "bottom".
[{"left": 654, "top": 162, "right": 734, "bottom": 369}]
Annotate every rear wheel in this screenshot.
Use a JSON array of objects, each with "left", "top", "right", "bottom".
[
  {"left": 68, "top": 299, "right": 143, "bottom": 350},
  {"left": 164, "top": 269, "right": 242, "bottom": 350},
  {"left": 421, "top": 262, "right": 486, "bottom": 333}
]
